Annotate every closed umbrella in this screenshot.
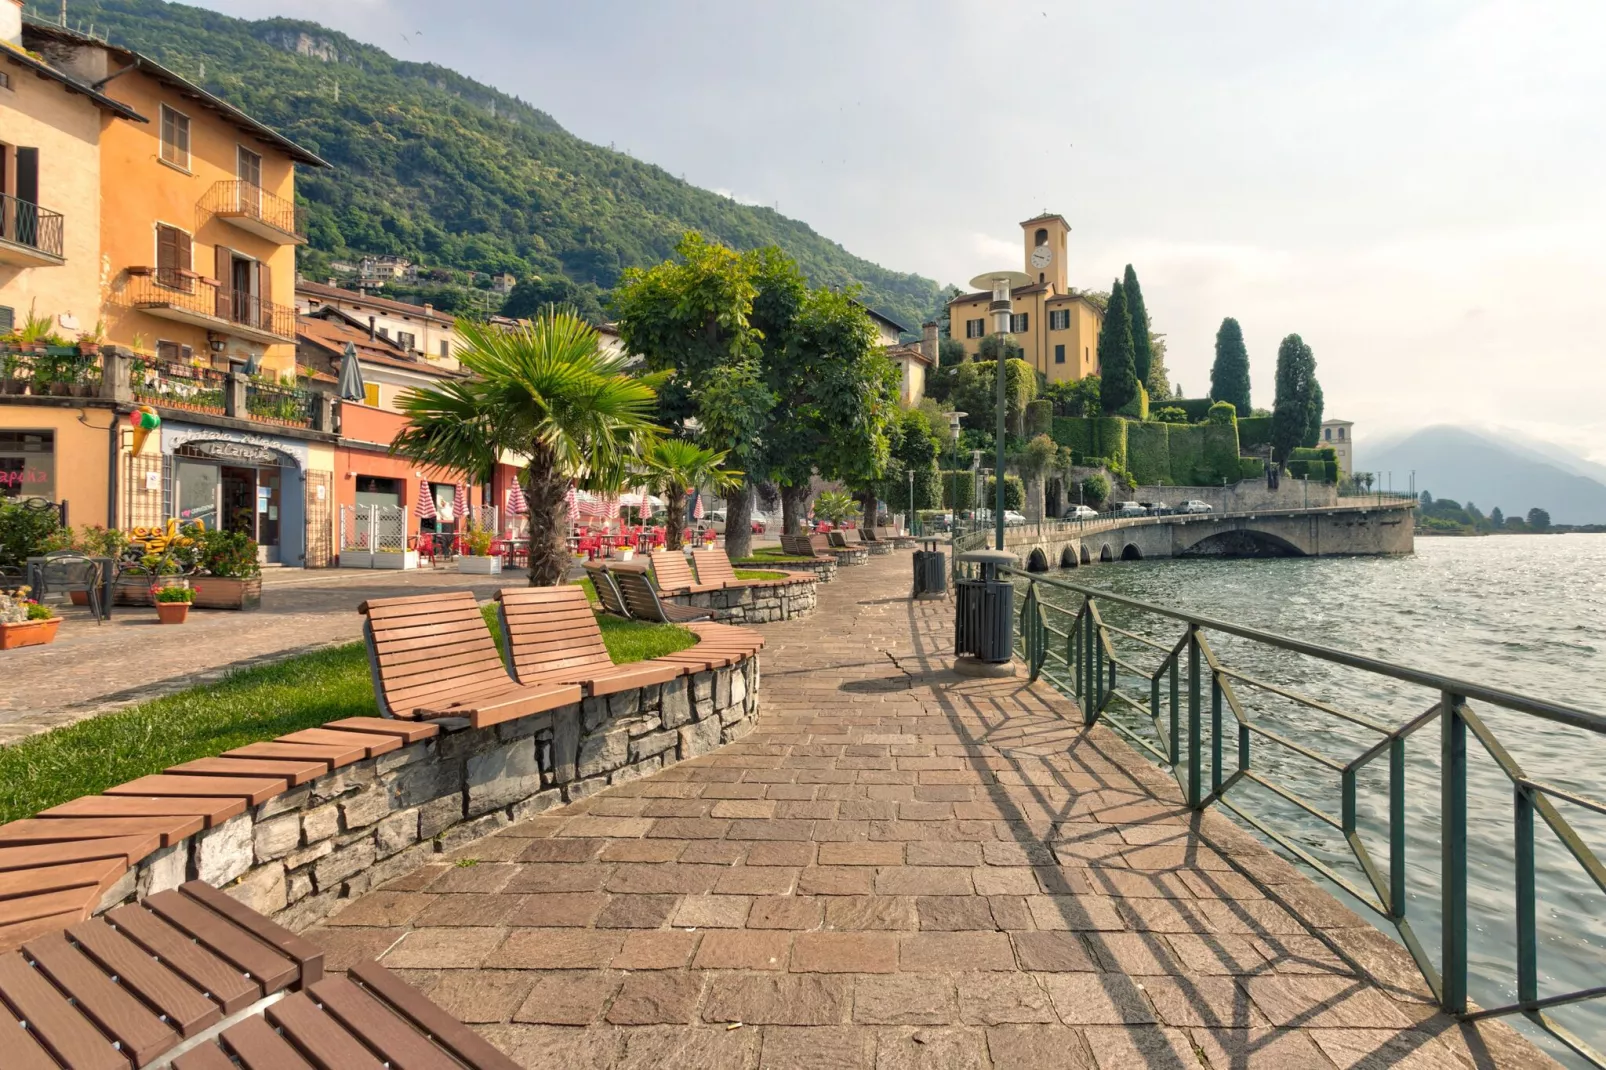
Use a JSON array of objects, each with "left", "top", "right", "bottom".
[
  {"left": 337, "top": 342, "right": 366, "bottom": 402},
  {"left": 692, "top": 492, "right": 704, "bottom": 521},
  {"left": 507, "top": 482, "right": 528, "bottom": 515},
  {"left": 565, "top": 484, "right": 578, "bottom": 522},
  {"left": 637, "top": 488, "right": 651, "bottom": 521},
  {"left": 415, "top": 479, "right": 437, "bottom": 520},
  {"left": 454, "top": 482, "right": 470, "bottom": 527}
]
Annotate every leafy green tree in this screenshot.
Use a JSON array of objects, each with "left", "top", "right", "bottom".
[
  {"left": 885, "top": 408, "right": 944, "bottom": 515},
  {"left": 1209, "top": 318, "right": 1252, "bottom": 416},
  {"left": 1098, "top": 282, "right": 1138, "bottom": 414},
  {"left": 640, "top": 440, "right": 742, "bottom": 551},
  {"left": 952, "top": 359, "right": 1036, "bottom": 435},
  {"left": 1527, "top": 507, "right": 1552, "bottom": 531},
  {"left": 1421, "top": 490, "right": 1433, "bottom": 505},
  {"left": 984, "top": 475, "right": 1026, "bottom": 512},
  {"left": 393, "top": 312, "right": 660, "bottom": 586},
  {"left": 1270, "top": 333, "right": 1317, "bottom": 467},
  {"left": 501, "top": 275, "right": 605, "bottom": 323},
  {"left": 1305, "top": 379, "right": 1324, "bottom": 448},
  {"left": 1080, "top": 473, "right": 1111, "bottom": 509},
  {"left": 938, "top": 337, "right": 968, "bottom": 366},
  {"left": 1490, "top": 506, "right": 1504, "bottom": 528},
  {"left": 1145, "top": 332, "right": 1171, "bottom": 400},
  {"left": 1123, "top": 265, "right": 1152, "bottom": 387}
]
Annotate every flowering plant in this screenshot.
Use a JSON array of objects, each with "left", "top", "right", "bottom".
[
  {"left": 0, "top": 586, "right": 53, "bottom": 623},
  {"left": 153, "top": 585, "right": 194, "bottom": 604}
]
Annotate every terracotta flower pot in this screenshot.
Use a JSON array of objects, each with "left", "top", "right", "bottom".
[
  {"left": 155, "top": 602, "right": 190, "bottom": 625},
  {"left": 0, "top": 618, "right": 61, "bottom": 649}
]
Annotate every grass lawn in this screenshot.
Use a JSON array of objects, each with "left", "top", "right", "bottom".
[
  {"left": 733, "top": 569, "right": 790, "bottom": 581},
  {"left": 741, "top": 548, "right": 816, "bottom": 565},
  {"left": 0, "top": 600, "right": 695, "bottom": 825}
]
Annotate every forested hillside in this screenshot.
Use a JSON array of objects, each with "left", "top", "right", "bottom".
[{"left": 32, "top": 1, "right": 941, "bottom": 329}]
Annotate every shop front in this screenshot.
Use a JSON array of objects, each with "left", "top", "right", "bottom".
[{"left": 162, "top": 422, "right": 309, "bottom": 565}]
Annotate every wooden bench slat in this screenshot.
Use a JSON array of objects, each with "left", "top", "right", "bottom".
[
  {"left": 378, "top": 646, "right": 501, "bottom": 682},
  {"left": 0, "top": 815, "right": 203, "bottom": 848},
  {"left": 319, "top": 718, "right": 439, "bottom": 743},
  {"left": 0, "top": 837, "right": 159, "bottom": 874},
  {"left": 165, "top": 757, "right": 328, "bottom": 786},
  {"left": 0, "top": 910, "right": 84, "bottom": 956},
  {"left": 360, "top": 593, "right": 480, "bottom": 620},
  {"left": 172, "top": 1042, "right": 239, "bottom": 1070},
  {"left": 366, "top": 605, "right": 486, "bottom": 631},
  {"left": 41, "top": 795, "right": 244, "bottom": 829},
  {"left": 105, "top": 776, "right": 286, "bottom": 807},
  {"left": 368, "top": 615, "right": 489, "bottom": 643},
  {"left": 349, "top": 960, "right": 522, "bottom": 1070},
  {"left": 67, "top": 918, "right": 222, "bottom": 1038},
  {"left": 0, "top": 1000, "right": 65, "bottom": 1070},
  {"left": 307, "top": 976, "right": 461, "bottom": 1070},
  {"left": 0, "top": 951, "right": 127, "bottom": 1070},
  {"left": 179, "top": 881, "right": 323, "bottom": 987},
  {"left": 142, "top": 891, "right": 297, "bottom": 995},
  {"left": 105, "top": 903, "right": 261, "bottom": 1013},
  {"left": 275, "top": 729, "right": 401, "bottom": 759},
  {"left": 223, "top": 741, "right": 364, "bottom": 769},
  {"left": 25, "top": 930, "right": 181, "bottom": 1067},
  {"left": 0, "top": 858, "right": 125, "bottom": 902},
  {"left": 387, "top": 673, "right": 521, "bottom": 711},
  {"left": 0, "top": 886, "right": 102, "bottom": 928},
  {"left": 371, "top": 629, "right": 496, "bottom": 659},
  {"left": 220, "top": 1014, "right": 317, "bottom": 1069},
  {"left": 265, "top": 991, "right": 385, "bottom": 1070},
  {"left": 422, "top": 684, "right": 581, "bottom": 730}
]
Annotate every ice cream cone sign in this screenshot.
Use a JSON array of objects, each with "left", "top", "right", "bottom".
[{"left": 129, "top": 405, "right": 161, "bottom": 455}]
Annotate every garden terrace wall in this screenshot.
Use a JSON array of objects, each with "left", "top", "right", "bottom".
[
  {"left": 738, "top": 555, "right": 838, "bottom": 584},
  {"left": 830, "top": 545, "right": 870, "bottom": 567},
  {"left": 671, "top": 576, "right": 817, "bottom": 624},
  {"left": 67, "top": 655, "right": 761, "bottom": 936}
]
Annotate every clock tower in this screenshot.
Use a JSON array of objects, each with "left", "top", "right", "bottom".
[{"left": 1021, "top": 213, "right": 1070, "bottom": 293}]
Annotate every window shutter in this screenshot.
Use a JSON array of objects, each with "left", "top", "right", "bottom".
[
  {"left": 157, "top": 225, "right": 176, "bottom": 275},
  {"left": 215, "top": 245, "right": 231, "bottom": 319},
  {"left": 176, "top": 229, "right": 192, "bottom": 273}
]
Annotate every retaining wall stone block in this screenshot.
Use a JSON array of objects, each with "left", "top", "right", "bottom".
[
  {"left": 577, "top": 727, "right": 630, "bottom": 779},
  {"left": 466, "top": 739, "right": 541, "bottom": 817},
  {"left": 679, "top": 716, "right": 723, "bottom": 759},
  {"left": 195, "top": 813, "right": 254, "bottom": 887},
  {"left": 253, "top": 813, "right": 301, "bottom": 863},
  {"left": 376, "top": 808, "right": 420, "bottom": 858}
]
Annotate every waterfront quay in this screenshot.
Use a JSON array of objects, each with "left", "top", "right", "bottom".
[{"left": 306, "top": 551, "right": 1550, "bottom": 1069}]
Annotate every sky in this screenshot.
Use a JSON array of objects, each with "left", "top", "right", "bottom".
[{"left": 188, "top": 0, "right": 1606, "bottom": 462}]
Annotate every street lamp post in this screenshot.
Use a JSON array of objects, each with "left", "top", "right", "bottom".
[
  {"left": 948, "top": 411, "right": 966, "bottom": 534},
  {"left": 970, "top": 270, "right": 1032, "bottom": 551}
]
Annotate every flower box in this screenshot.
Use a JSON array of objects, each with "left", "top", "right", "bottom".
[
  {"left": 155, "top": 602, "right": 190, "bottom": 625},
  {"left": 192, "top": 576, "right": 261, "bottom": 611},
  {"left": 457, "top": 555, "right": 502, "bottom": 575},
  {"left": 0, "top": 617, "right": 61, "bottom": 649},
  {"left": 114, "top": 575, "right": 187, "bottom": 606}
]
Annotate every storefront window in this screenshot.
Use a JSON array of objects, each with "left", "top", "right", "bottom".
[
  {"left": 424, "top": 482, "right": 459, "bottom": 533},
  {"left": 259, "top": 467, "right": 282, "bottom": 547},
  {"left": 0, "top": 430, "right": 55, "bottom": 500},
  {"left": 355, "top": 476, "right": 401, "bottom": 509},
  {"left": 174, "top": 459, "right": 219, "bottom": 527}
]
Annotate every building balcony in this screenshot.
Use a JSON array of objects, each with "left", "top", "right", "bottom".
[
  {"left": 120, "top": 269, "right": 297, "bottom": 345},
  {"left": 0, "top": 193, "right": 65, "bottom": 267},
  {"left": 199, "top": 180, "right": 306, "bottom": 245}
]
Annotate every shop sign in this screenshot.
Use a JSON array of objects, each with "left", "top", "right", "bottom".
[
  {"left": 0, "top": 467, "right": 52, "bottom": 492},
  {"left": 186, "top": 440, "right": 281, "bottom": 465}
]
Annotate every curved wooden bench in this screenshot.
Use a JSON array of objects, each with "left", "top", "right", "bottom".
[
  {"left": 496, "top": 585, "right": 686, "bottom": 696},
  {"left": 647, "top": 549, "right": 721, "bottom": 594},
  {"left": 359, "top": 592, "right": 581, "bottom": 729},
  {"left": 691, "top": 547, "right": 811, "bottom": 588},
  {"left": 584, "top": 561, "right": 632, "bottom": 619},
  {"left": 609, "top": 564, "right": 716, "bottom": 624}
]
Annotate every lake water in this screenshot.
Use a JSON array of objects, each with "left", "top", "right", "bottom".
[{"left": 1016, "top": 534, "right": 1606, "bottom": 1061}]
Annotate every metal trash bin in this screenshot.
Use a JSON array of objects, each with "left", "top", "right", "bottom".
[
  {"left": 953, "top": 548, "right": 1019, "bottom": 664},
  {"left": 912, "top": 539, "right": 947, "bottom": 598}
]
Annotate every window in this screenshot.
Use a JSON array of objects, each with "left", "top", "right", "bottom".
[
  {"left": 1338, "top": 427, "right": 1346, "bottom": 440},
  {"left": 1034, "top": 228, "right": 1047, "bottom": 246},
  {"left": 160, "top": 105, "right": 191, "bottom": 169},
  {"left": 355, "top": 476, "right": 401, "bottom": 509},
  {"left": 155, "top": 340, "right": 194, "bottom": 363},
  {"left": 1324, "top": 428, "right": 1331, "bottom": 441},
  {"left": 1055, "top": 344, "right": 1065, "bottom": 364},
  {"left": 1010, "top": 312, "right": 1029, "bottom": 333},
  {"left": 397, "top": 331, "right": 416, "bottom": 351},
  {"left": 0, "top": 307, "right": 12, "bottom": 333},
  {"left": 439, "top": 340, "right": 450, "bottom": 359},
  {"left": 363, "top": 383, "right": 380, "bottom": 408},
  {"left": 0, "top": 71, "right": 12, "bottom": 92},
  {"left": 1048, "top": 309, "right": 1070, "bottom": 330},
  {"left": 378, "top": 327, "right": 390, "bottom": 339},
  {"left": 965, "top": 318, "right": 985, "bottom": 339},
  {"left": 155, "top": 224, "right": 192, "bottom": 290},
  {"left": 0, "top": 430, "right": 54, "bottom": 500}
]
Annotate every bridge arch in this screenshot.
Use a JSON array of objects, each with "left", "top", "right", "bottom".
[
  {"left": 1060, "top": 546, "right": 1078, "bottom": 568},
  {"left": 1099, "top": 544, "right": 1113, "bottom": 562},
  {"left": 1079, "top": 545, "right": 1091, "bottom": 565},
  {"left": 1121, "top": 544, "right": 1144, "bottom": 561},
  {"left": 1026, "top": 548, "right": 1050, "bottom": 573},
  {"left": 1180, "top": 529, "right": 1305, "bottom": 558}
]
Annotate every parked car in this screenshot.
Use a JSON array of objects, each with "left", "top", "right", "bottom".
[
  {"left": 707, "top": 510, "right": 767, "bottom": 534},
  {"left": 1064, "top": 505, "right": 1098, "bottom": 521},
  {"left": 1145, "top": 502, "right": 1173, "bottom": 516},
  {"left": 1179, "top": 500, "right": 1214, "bottom": 514},
  {"left": 974, "top": 509, "right": 1029, "bottom": 526},
  {"left": 1113, "top": 502, "right": 1147, "bottom": 518}
]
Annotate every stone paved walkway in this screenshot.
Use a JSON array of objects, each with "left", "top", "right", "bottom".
[{"left": 308, "top": 552, "right": 1553, "bottom": 1069}]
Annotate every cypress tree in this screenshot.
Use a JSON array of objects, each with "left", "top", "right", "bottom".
[
  {"left": 1304, "top": 379, "right": 1324, "bottom": 448},
  {"left": 1098, "top": 281, "right": 1138, "bottom": 414},
  {"left": 1123, "top": 264, "right": 1152, "bottom": 387},
  {"left": 1490, "top": 506, "right": 1504, "bottom": 528},
  {"left": 1270, "top": 333, "right": 1316, "bottom": 466},
  {"left": 1209, "top": 318, "right": 1252, "bottom": 415}
]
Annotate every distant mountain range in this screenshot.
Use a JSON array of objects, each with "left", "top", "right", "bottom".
[{"left": 1357, "top": 426, "right": 1606, "bottom": 525}]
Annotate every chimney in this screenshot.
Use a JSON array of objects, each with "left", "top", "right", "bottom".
[
  {"left": 368, "top": 316, "right": 376, "bottom": 341},
  {"left": 921, "top": 321, "right": 938, "bottom": 364},
  {"left": 327, "top": 277, "right": 337, "bottom": 287},
  {"left": 2, "top": 1, "right": 22, "bottom": 47}
]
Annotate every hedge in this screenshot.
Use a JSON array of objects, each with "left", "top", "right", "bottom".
[
  {"left": 1126, "top": 421, "right": 1171, "bottom": 485},
  {"left": 1162, "top": 397, "right": 1219, "bottom": 422},
  {"left": 1240, "top": 457, "right": 1266, "bottom": 481},
  {"left": 1238, "top": 416, "right": 1272, "bottom": 449},
  {"left": 1115, "top": 382, "right": 1150, "bottom": 421},
  {"left": 1023, "top": 399, "right": 1053, "bottom": 438},
  {"left": 1051, "top": 417, "right": 1243, "bottom": 486},
  {"left": 939, "top": 470, "right": 976, "bottom": 511},
  {"left": 984, "top": 475, "right": 1026, "bottom": 512}
]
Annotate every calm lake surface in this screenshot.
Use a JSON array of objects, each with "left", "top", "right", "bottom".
[{"left": 1017, "top": 534, "right": 1606, "bottom": 1060}]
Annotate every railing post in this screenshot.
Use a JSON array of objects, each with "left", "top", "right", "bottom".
[
  {"left": 1441, "top": 690, "right": 1468, "bottom": 1015},
  {"left": 1187, "top": 625, "right": 1201, "bottom": 808},
  {"left": 316, "top": 393, "right": 336, "bottom": 433},
  {"left": 99, "top": 346, "right": 133, "bottom": 404},
  {"left": 225, "top": 371, "right": 247, "bottom": 420},
  {"left": 1515, "top": 783, "right": 1537, "bottom": 1009}
]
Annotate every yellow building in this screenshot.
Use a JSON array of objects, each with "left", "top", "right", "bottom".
[{"left": 947, "top": 213, "right": 1103, "bottom": 384}]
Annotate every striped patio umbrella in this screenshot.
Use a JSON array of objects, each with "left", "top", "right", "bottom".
[
  {"left": 692, "top": 491, "right": 704, "bottom": 521},
  {"left": 507, "top": 481, "right": 528, "bottom": 515},
  {"left": 565, "top": 483, "right": 578, "bottom": 521},
  {"left": 638, "top": 488, "right": 652, "bottom": 520},
  {"left": 415, "top": 479, "right": 437, "bottom": 520},
  {"left": 453, "top": 482, "right": 470, "bottom": 526}
]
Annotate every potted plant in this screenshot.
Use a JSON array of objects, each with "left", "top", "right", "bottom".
[
  {"left": 0, "top": 587, "right": 60, "bottom": 649},
  {"left": 153, "top": 584, "right": 194, "bottom": 624},
  {"left": 456, "top": 522, "right": 501, "bottom": 575},
  {"left": 193, "top": 527, "right": 262, "bottom": 610},
  {"left": 115, "top": 552, "right": 185, "bottom": 606},
  {"left": 0, "top": 347, "right": 29, "bottom": 396}
]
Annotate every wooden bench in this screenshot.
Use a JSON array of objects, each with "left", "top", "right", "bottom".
[
  {"left": 496, "top": 585, "right": 687, "bottom": 696},
  {"left": 584, "top": 561, "right": 633, "bottom": 619},
  {"left": 609, "top": 564, "right": 716, "bottom": 624},
  {"left": 359, "top": 592, "right": 581, "bottom": 729},
  {"left": 0, "top": 879, "right": 517, "bottom": 1070},
  {"left": 807, "top": 532, "right": 858, "bottom": 561},
  {"left": 647, "top": 549, "right": 721, "bottom": 594},
  {"left": 778, "top": 533, "right": 819, "bottom": 558},
  {"left": 691, "top": 547, "right": 811, "bottom": 588}
]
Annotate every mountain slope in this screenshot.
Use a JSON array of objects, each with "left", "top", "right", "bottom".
[
  {"left": 44, "top": 1, "right": 941, "bottom": 329},
  {"left": 1357, "top": 426, "right": 1606, "bottom": 525}
]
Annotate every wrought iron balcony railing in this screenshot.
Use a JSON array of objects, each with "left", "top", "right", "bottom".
[
  {"left": 120, "top": 269, "right": 297, "bottom": 343},
  {"left": 243, "top": 376, "right": 316, "bottom": 428},
  {"left": 0, "top": 345, "right": 102, "bottom": 398},
  {"left": 1001, "top": 566, "right": 1606, "bottom": 1065},
  {"left": 199, "top": 180, "right": 306, "bottom": 244},
  {"left": 130, "top": 356, "right": 228, "bottom": 416},
  {"left": 0, "top": 193, "right": 65, "bottom": 264}
]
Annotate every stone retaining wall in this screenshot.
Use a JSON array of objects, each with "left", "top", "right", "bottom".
[
  {"left": 96, "top": 656, "right": 761, "bottom": 931},
  {"left": 736, "top": 556, "right": 838, "bottom": 584},
  {"left": 831, "top": 547, "right": 870, "bottom": 567},
  {"left": 673, "top": 576, "right": 817, "bottom": 624}
]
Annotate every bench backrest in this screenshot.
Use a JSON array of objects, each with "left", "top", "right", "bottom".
[
  {"left": 778, "top": 534, "right": 807, "bottom": 557},
  {"left": 690, "top": 547, "right": 739, "bottom": 587},
  {"left": 584, "top": 562, "right": 631, "bottom": 618},
  {"left": 358, "top": 591, "right": 511, "bottom": 720},
  {"left": 808, "top": 533, "right": 836, "bottom": 555},
  {"left": 648, "top": 549, "right": 698, "bottom": 592},
  {"left": 496, "top": 585, "right": 611, "bottom": 682},
  {"left": 610, "top": 565, "right": 673, "bottom": 623},
  {"left": 827, "top": 530, "right": 848, "bottom": 548}
]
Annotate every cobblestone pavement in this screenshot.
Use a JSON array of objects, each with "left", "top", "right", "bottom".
[{"left": 309, "top": 552, "right": 1553, "bottom": 1069}]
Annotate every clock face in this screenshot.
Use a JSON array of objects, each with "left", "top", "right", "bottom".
[{"left": 1031, "top": 245, "right": 1052, "bottom": 268}]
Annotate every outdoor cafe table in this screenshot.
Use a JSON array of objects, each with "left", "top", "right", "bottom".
[{"left": 25, "top": 555, "right": 115, "bottom": 620}]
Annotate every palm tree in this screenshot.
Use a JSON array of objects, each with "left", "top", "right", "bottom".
[
  {"left": 640, "top": 439, "right": 742, "bottom": 551},
  {"left": 393, "top": 311, "right": 663, "bottom": 586},
  {"left": 811, "top": 490, "right": 859, "bottom": 528}
]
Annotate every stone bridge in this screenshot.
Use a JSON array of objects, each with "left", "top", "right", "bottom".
[{"left": 1004, "top": 501, "right": 1415, "bottom": 572}]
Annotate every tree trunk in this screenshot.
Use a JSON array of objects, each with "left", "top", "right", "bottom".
[
  {"left": 724, "top": 481, "right": 754, "bottom": 561},
  {"left": 781, "top": 483, "right": 810, "bottom": 535},
  {"left": 525, "top": 446, "right": 569, "bottom": 586},
  {"left": 664, "top": 487, "right": 686, "bottom": 551},
  {"left": 857, "top": 488, "right": 877, "bottom": 530}
]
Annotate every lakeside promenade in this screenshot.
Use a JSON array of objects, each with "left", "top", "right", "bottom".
[{"left": 305, "top": 552, "right": 1553, "bottom": 1069}]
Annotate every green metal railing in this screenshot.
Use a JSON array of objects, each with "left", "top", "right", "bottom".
[{"left": 1007, "top": 566, "right": 1606, "bottom": 1065}]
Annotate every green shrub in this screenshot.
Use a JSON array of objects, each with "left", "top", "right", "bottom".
[
  {"left": 1125, "top": 421, "right": 1170, "bottom": 485},
  {"left": 939, "top": 470, "right": 976, "bottom": 511},
  {"left": 1152, "top": 407, "right": 1189, "bottom": 424},
  {"left": 1080, "top": 474, "right": 1111, "bottom": 508},
  {"left": 1023, "top": 398, "right": 1053, "bottom": 437},
  {"left": 197, "top": 528, "right": 262, "bottom": 578},
  {"left": 1206, "top": 401, "right": 1238, "bottom": 426},
  {"left": 0, "top": 500, "right": 62, "bottom": 569},
  {"left": 1237, "top": 416, "right": 1272, "bottom": 449},
  {"left": 983, "top": 475, "right": 1026, "bottom": 512},
  {"left": 1239, "top": 457, "right": 1266, "bottom": 481},
  {"left": 1115, "top": 381, "right": 1149, "bottom": 420}
]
